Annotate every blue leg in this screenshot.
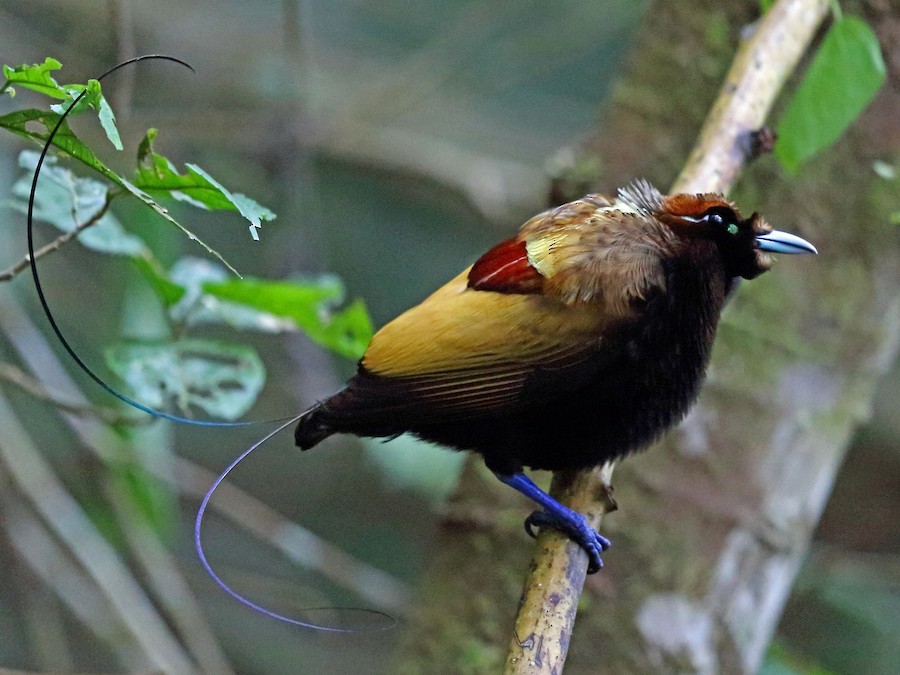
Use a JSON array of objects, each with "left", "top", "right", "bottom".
[{"left": 494, "top": 472, "right": 611, "bottom": 573}]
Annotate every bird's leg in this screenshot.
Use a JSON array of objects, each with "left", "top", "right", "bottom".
[{"left": 493, "top": 471, "right": 611, "bottom": 573}]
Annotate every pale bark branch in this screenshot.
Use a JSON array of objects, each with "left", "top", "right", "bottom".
[
  {"left": 0, "top": 361, "right": 147, "bottom": 425},
  {"left": 672, "top": 0, "right": 833, "bottom": 195},
  {"left": 0, "top": 391, "right": 198, "bottom": 674}
]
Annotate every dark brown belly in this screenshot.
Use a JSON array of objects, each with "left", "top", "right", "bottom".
[{"left": 408, "top": 329, "right": 712, "bottom": 473}]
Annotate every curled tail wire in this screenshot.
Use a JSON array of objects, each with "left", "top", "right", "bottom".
[{"left": 194, "top": 413, "right": 394, "bottom": 632}]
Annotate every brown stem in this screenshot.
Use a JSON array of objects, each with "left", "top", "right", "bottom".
[{"left": 0, "top": 191, "right": 115, "bottom": 283}]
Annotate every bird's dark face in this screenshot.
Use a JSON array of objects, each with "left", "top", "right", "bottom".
[{"left": 659, "top": 194, "right": 817, "bottom": 279}]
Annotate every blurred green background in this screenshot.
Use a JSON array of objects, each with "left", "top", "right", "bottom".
[{"left": 0, "top": 1, "right": 897, "bottom": 673}]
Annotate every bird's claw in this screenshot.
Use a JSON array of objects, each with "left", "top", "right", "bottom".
[{"left": 523, "top": 509, "right": 611, "bottom": 574}]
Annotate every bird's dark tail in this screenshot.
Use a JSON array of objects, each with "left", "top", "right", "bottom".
[{"left": 294, "top": 404, "right": 335, "bottom": 449}]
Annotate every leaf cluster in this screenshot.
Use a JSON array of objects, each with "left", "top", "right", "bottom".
[{"left": 1, "top": 58, "right": 372, "bottom": 420}]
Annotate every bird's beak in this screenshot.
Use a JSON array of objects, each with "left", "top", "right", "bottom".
[{"left": 756, "top": 229, "right": 818, "bottom": 255}]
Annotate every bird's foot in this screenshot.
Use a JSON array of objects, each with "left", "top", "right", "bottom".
[
  {"left": 492, "top": 471, "right": 613, "bottom": 574},
  {"left": 524, "top": 509, "right": 611, "bottom": 574}
]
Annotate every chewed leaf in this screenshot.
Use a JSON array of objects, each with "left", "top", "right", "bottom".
[
  {"left": 185, "top": 164, "right": 275, "bottom": 239},
  {"left": 0, "top": 109, "right": 122, "bottom": 183},
  {"left": 776, "top": 16, "right": 886, "bottom": 171},
  {"left": 135, "top": 130, "right": 275, "bottom": 238},
  {"left": 0, "top": 113, "right": 240, "bottom": 275},
  {"left": 8, "top": 151, "right": 146, "bottom": 257},
  {"left": 49, "top": 80, "right": 102, "bottom": 116},
  {"left": 2, "top": 59, "right": 121, "bottom": 148},
  {"left": 2, "top": 58, "right": 67, "bottom": 99},
  {"left": 97, "top": 93, "right": 123, "bottom": 150},
  {"left": 203, "top": 277, "right": 374, "bottom": 359},
  {"left": 104, "top": 339, "right": 265, "bottom": 420}
]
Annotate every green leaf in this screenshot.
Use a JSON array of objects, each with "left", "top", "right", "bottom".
[
  {"left": 203, "top": 277, "right": 374, "bottom": 359},
  {"left": 2, "top": 59, "right": 121, "bottom": 149},
  {"left": 166, "top": 257, "right": 295, "bottom": 331},
  {"left": 7, "top": 151, "right": 146, "bottom": 257},
  {"left": 135, "top": 130, "right": 276, "bottom": 239},
  {"left": 0, "top": 108, "right": 123, "bottom": 183},
  {"left": 49, "top": 79, "right": 103, "bottom": 116},
  {"left": 0, "top": 110, "right": 240, "bottom": 275},
  {"left": 97, "top": 94, "right": 123, "bottom": 151},
  {"left": 776, "top": 16, "right": 886, "bottom": 171},
  {"left": 131, "top": 257, "right": 187, "bottom": 307},
  {"left": 321, "top": 299, "right": 375, "bottom": 359},
  {"left": 104, "top": 339, "right": 265, "bottom": 420},
  {"left": 116, "top": 176, "right": 243, "bottom": 277},
  {"left": 1, "top": 57, "right": 67, "bottom": 99},
  {"left": 759, "top": 0, "right": 776, "bottom": 13},
  {"left": 51, "top": 81, "right": 123, "bottom": 150}
]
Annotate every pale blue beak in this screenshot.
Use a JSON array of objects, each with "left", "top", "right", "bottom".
[{"left": 756, "top": 229, "right": 818, "bottom": 255}]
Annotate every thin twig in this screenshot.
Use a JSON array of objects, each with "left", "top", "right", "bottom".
[
  {"left": 0, "top": 362, "right": 147, "bottom": 426},
  {"left": 504, "top": 1, "right": 831, "bottom": 672},
  {"left": 0, "top": 190, "right": 115, "bottom": 283}
]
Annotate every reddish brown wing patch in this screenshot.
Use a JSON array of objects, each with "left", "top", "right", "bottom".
[{"left": 467, "top": 239, "right": 544, "bottom": 294}]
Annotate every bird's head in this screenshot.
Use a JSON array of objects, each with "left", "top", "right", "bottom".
[{"left": 657, "top": 192, "right": 817, "bottom": 280}]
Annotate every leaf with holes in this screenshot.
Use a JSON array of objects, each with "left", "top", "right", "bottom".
[
  {"left": 0, "top": 109, "right": 123, "bottom": 183},
  {"left": 104, "top": 339, "right": 265, "bottom": 420},
  {"left": 7, "top": 151, "right": 146, "bottom": 257},
  {"left": 166, "top": 257, "right": 295, "bottom": 332},
  {"left": 49, "top": 80, "right": 123, "bottom": 150},
  {"left": 134, "top": 129, "right": 275, "bottom": 239},
  {"left": 3, "top": 59, "right": 121, "bottom": 148}
]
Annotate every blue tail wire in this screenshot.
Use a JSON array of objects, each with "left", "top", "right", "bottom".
[{"left": 194, "top": 415, "right": 394, "bottom": 631}]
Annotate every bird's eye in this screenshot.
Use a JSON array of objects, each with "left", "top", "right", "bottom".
[{"left": 703, "top": 206, "right": 739, "bottom": 235}]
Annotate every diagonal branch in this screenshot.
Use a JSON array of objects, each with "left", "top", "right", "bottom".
[
  {"left": 0, "top": 189, "right": 114, "bottom": 283},
  {"left": 0, "top": 361, "right": 147, "bottom": 425},
  {"left": 504, "top": 1, "right": 831, "bottom": 672}
]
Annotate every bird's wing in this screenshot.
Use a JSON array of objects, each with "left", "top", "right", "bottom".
[
  {"left": 330, "top": 198, "right": 672, "bottom": 425},
  {"left": 334, "top": 269, "right": 634, "bottom": 424}
]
